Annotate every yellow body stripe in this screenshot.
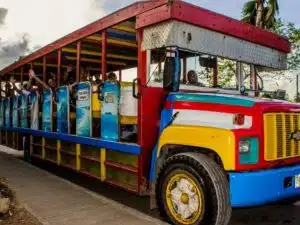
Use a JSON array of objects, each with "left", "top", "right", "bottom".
[
  {"left": 100, "top": 148, "right": 106, "bottom": 181},
  {"left": 57, "top": 140, "right": 61, "bottom": 165},
  {"left": 42, "top": 138, "right": 46, "bottom": 160},
  {"left": 157, "top": 125, "right": 236, "bottom": 170},
  {"left": 76, "top": 144, "right": 81, "bottom": 171}
]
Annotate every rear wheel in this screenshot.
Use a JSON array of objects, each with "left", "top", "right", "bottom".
[{"left": 156, "top": 152, "right": 231, "bottom": 225}]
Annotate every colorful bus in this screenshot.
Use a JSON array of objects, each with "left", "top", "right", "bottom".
[{"left": 0, "top": 1, "right": 299, "bottom": 225}]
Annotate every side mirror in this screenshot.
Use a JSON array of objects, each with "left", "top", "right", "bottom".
[
  {"left": 163, "top": 48, "right": 180, "bottom": 92},
  {"left": 199, "top": 56, "right": 217, "bottom": 68}
]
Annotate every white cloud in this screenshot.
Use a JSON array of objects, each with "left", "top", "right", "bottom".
[{"left": 0, "top": 0, "right": 106, "bottom": 70}]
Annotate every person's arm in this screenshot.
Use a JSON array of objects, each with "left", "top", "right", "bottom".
[{"left": 28, "top": 69, "right": 50, "bottom": 90}]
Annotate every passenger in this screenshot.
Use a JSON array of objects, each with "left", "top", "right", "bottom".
[
  {"left": 10, "top": 74, "right": 33, "bottom": 96},
  {"left": 27, "top": 69, "right": 51, "bottom": 91},
  {"left": 62, "top": 65, "right": 75, "bottom": 86},
  {"left": 5, "top": 81, "right": 14, "bottom": 98},
  {"left": 107, "top": 72, "right": 117, "bottom": 82},
  {"left": 47, "top": 72, "right": 57, "bottom": 91}
]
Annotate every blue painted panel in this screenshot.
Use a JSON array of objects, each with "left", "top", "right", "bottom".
[
  {"left": 42, "top": 89, "right": 53, "bottom": 132},
  {"left": 107, "top": 31, "right": 136, "bottom": 41},
  {"left": 76, "top": 82, "right": 92, "bottom": 137},
  {"left": 0, "top": 99, "right": 4, "bottom": 127},
  {"left": 12, "top": 95, "right": 19, "bottom": 127},
  {"left": 19, "top": 94, "right": 28, "bottom": 128},
  {"left": 229, "top": 164, "right": 300, "bottom": 207},
  {"left": 167, "top": 93, "right": 255, "bottom": 107},
  {"left": 150, "top": 107, "right": 173, "bottom": 182},
  {"left": 56, "top": 86, "right": 70, "bottom": 133},
  {"left": 29, "top": 92, "right": 39, "bottom": 130},
  {"left": 1, "top": 127, "right": 141, "bottom": 155},
  {"left": 239, "top": 138, "right": 259, "bottom": 164},
  {"left": 101, "top": 81, "right": 120, "bottom": 141},
  {"left": 4, "top": 98, "right": 11, "bottom": 127}
]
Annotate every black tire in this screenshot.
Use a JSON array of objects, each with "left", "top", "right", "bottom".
[{"left": 156, "top": 152, "right": 231, "bottom": 225}]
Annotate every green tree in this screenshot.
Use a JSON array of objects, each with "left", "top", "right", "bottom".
[{"left": 242, "top": 0, "right": 279, "bottom": 29}]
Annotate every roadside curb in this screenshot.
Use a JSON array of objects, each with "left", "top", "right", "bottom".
[{"left": 0, "top": 148, "right": 169, "bottom": 225}]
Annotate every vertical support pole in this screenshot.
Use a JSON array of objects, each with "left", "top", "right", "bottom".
[
  {"left": 57, "top": 50, "right": 62, "bottom": 87},
  {"left": 236, "top": 62, "right": 243, "bottom": 91},
  {"left": 43, "top": 56, "right": 47, "bottom": 86},
  {"left": 119, "top": 70, "right": 122, "bottom": 82},
  {"left": 76, "top": 40, "right": 81, "bottom": 83},
  {"left": 102, "top": 30, "right": 107, "bottom": 80},
  {"left": 30, "top": 62, "right": 33, "bottom": 69},
  {"left": 137, "top": 29, "right": 146, "bottom": 194},
  {"left": 297, "top": 74, "right": 299, "bottom": 100},
  {"left": 158, "top": 60, "right": 162, "bottom": 74},
  {"left": 20, "top": 67, "right": 24, "bottom": 87},
  {"left": 250, "top": 65, "right": 258, "bottom": 96},
  {"left": 100, "top": 148, "right": 106, "bottom": 181},
  {"left": 183, "top": 57, "right": 187, "bottom": 84},
  {"left": 213, "top": 58, "right": 218, "bottom": 88}
]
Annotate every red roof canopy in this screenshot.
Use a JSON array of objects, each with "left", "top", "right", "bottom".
[{"left": 0, "top": 0, "right": 291, "bottom": 75}]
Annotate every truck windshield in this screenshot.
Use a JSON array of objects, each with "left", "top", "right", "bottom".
[{"left": 147, "top": 48, "right": 285, "bottom": 99}]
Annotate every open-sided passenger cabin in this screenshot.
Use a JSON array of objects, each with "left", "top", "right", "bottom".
[{"left": 0, "top": 0, "right": 290, "bottom": 196}]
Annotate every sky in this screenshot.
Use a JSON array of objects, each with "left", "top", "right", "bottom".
[{"left": 0, "top": 0, "right": 299, "bottom": 70}]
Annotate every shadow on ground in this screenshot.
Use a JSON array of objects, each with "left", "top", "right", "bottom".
[{"left": 31, "top": 159, "right": 300, "bottom": 225}]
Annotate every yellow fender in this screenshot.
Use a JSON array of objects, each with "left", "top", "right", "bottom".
[{"left": 157, "top": 125, "right": 236, "bottom": 171}]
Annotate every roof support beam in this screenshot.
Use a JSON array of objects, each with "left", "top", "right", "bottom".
[{"left": 62, "top": 48, "right": 137, "bottom": 61}]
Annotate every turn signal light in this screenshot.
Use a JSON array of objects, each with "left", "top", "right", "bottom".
[{"left": 233, "top": 114, "right": 245, "bottom": 125}]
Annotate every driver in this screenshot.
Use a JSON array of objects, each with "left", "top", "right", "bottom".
[{"left": 187, "top": 70, "right": 205, "bottom": 87}]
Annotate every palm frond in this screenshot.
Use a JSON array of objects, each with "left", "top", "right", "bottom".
[{"left": 242, "top": 0, "right": 257, "bottom": 17}]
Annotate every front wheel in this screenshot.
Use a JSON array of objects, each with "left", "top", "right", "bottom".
[{"left": 156, "top": 152, "right": 231, "bottom": 225}]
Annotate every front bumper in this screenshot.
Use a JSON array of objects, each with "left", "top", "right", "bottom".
[{"left": 229, "top": 164, "right": 300, "bottom": 207}]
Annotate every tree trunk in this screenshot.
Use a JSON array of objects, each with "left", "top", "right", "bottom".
[{"left": 256, "top": 0, "right": 264, "bottom": 28}]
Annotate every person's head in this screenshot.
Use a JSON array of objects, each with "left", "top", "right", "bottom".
[
  {"left": 107, "top": 72, "right": 117, "bottom": 82},
  {"left": 22, "top": 83, "right": 28, "bottom": 90},
  {"left": 66, "top": 64, "right": 74, "bottom": 72},
  {"left": 187, "top": 70, "right": 198, "bottom": 85},
  {"left": 48, "top": 78, "right": 56, "bottom": 89}
]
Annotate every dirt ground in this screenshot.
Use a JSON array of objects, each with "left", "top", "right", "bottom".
[{"left": 0, "top": 179, "right": 41, "bottom": 225}]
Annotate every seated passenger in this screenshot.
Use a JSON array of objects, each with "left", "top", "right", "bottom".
[{"left": 107, "top": 72, "right": 117, "bottom": 82}]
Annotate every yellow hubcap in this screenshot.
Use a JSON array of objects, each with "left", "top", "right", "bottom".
[
  {"left": 181, "top": 193, "right": 189, "bottom": 204},
  {"left": 165, "top": 172, "right": 204, "bottom": 225}
]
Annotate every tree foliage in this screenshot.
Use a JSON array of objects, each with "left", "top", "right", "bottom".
[
  {"left": 273, "top": 19, "right": 300, "bottom": 72},
  {"left": 242, "top": 0, "right": 279, "bottom": 29}
]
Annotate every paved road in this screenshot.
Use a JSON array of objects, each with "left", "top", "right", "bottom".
[{"left": 1, "top": 147, "right": 300, "bottom": 225}]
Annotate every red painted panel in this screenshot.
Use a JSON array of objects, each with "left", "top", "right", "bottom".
[
  {"left": 136, "top": 1, "right": 290, "bottom": 53},
  {"left": 234, "top": 103, "right": 300, "bottom": 171},
  {"left": 137, "top": 28, "right": 164, "bottom": 186},
  {"left": 140, "top": 86, "right": 164, "bottom": 179},
  {"left": 0, "top": 0, "right": 169, "bottom": 75}
]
